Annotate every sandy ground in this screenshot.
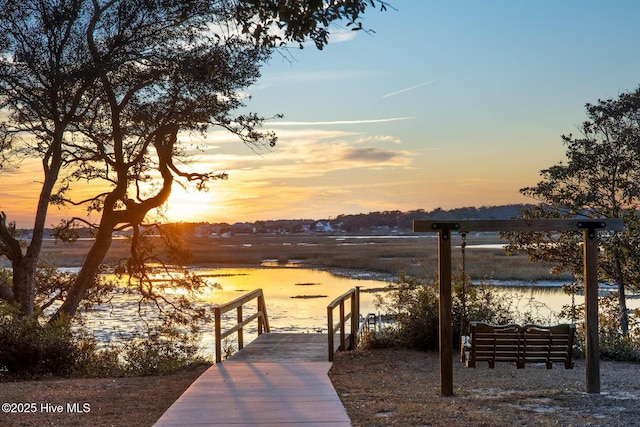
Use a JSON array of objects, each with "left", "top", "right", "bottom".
[
  {"left": 328, "top": 348, "right": 640, "bottom": 427},
  {"left": 0, "top": 364, "right": 208, "bottom": 427}
]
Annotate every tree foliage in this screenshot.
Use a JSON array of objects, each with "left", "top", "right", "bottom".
[
  {"left": 506, "top": 87, "right": 640, "bottom": 334},
  {"left": 0, "top": 0, "right": 390, "bottom": 327}
]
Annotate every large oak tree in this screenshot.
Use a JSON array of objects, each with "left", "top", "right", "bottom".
[{"left": 0, "top": 0, "right": 390, "bottom": 320}]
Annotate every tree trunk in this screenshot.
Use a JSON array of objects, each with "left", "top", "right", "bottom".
[
  {"left": 615, "top": 257, "right": 629, "bottom": 335},
  {"left": 8, "top": 134, "right": 63, "bottom": 317},
  {"left": 52, "top": 128, "right": 176, "bottom": 321},
  {"left": 11, "top": 255, "right": 38, "bottom": 316},
  {"left": 54, "top": 216, "right": 115, "bottom": 319}
]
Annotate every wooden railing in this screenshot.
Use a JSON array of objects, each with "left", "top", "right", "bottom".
[
  {"left": 359, "top": 312, "right": 380, "bottom": 334},
  {"left": 213, "top": 289, "right": 270, "bottom": 363},
  {"left": 327, "top": 287, "right": 360, "bottom": 361}
]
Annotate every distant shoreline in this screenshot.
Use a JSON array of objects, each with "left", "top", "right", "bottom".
[{"left": 30, "top": 232, "right": 570, "bottom": 282}]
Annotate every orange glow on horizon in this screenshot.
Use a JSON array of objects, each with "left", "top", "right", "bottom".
[{"left": 160, "top": 185, "right": 220, "bottom": 224}]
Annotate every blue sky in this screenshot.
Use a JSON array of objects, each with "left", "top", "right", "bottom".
[
  {"left": 173, "top": 0, "right": 640, "bottom": 223},
  {"left": 4, "top": 1, "right": 640, "bottom": 226}
]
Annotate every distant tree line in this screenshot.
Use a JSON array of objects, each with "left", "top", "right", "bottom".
[
  {"left": 18, "top": 204, "right": 534, "bottom": 237},
  {"left": 131, "top": 204, "right": 536, "bottom": 235},
  {"left": 334, "top": 204, "right": 533, "bottom": 233}
]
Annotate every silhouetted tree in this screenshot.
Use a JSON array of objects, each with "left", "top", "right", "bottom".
[
  {"left": 507, "top": 87, "right": 640, "bottom": 334},
  {"left": 0, "top": 0, "right": 391, "bottom": 319}
]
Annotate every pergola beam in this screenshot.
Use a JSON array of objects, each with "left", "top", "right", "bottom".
[
  {"left": 414, "top": 218, "right": 624, "bottom": 233},
  {"left": 413, "top": 218, "right": 624, "bottom": 397}
]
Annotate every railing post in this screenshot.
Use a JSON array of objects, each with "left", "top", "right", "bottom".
[
  {"left": 327, "top": 305, "right": 334, "bottom": 361},
  {"left": 258, "top": 292, "right": 270, "bottom": 334},
  {"left": 214, "top": 305, "right": 222, "bottom": 364},
  {"left": 257, "top": 296, "right": 263, "bottom": 334},
  {"left": 237, "top": 305, "right": 244, "bottom": 350},
  {"left": 327, "top": 288, "right": 360, "bottom": 361},
  {"left": 263, "top": 293, "right": 270, "bottom": 332},
  {"left": 339, "top": 300, "right": 346, "bottom": 351},
  {"left": 350, "top": 287, "right": 360, "bottom": 350},
  {"left": 213, "top": 289, "right": 269, "bottom": 363}
]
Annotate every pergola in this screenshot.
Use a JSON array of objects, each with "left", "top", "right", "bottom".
[{"left": 413, "top": 219, "right": 625, "bottom": 396}]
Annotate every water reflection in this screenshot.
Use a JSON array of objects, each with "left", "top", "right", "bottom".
[
  {"left": 82, "top": 267, "right": 384, "bottom": 354},
  {"left": 194, "top": 267, "right": 382, "bottom": 331},
  {"left": 79, "top": 268, "right": 640, "bottom": 356}
]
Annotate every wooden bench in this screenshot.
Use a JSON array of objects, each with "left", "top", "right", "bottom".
[{"left": 464, "top": 322, "right": 575, "bottom": 369}]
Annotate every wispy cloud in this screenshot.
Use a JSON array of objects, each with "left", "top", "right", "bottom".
[
  {"left": 382, "top": 80, "right": 438, "bottom": 98},
  {"left": 342, "top": 147, "right": 400, "bottom": 163},
  {"left": 266, "top": 117, "right": 414, "bottom": 126},
  {"left": 326, "top": 29, "right": 358, "bottom": 44},
  {"left": 355, "top": 135, "right": 402, "bottom": 145},
  {"left": 196, "top": 127, "right": 412, "bottom": 180}
]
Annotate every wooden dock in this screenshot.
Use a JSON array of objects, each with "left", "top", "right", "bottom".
[{"left": 153, "top": 333, "right": 351, "bottom": 426}]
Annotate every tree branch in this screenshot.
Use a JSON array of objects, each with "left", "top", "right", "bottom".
[{"left": 0, "top": 211, "right": 22, "bottom": 264}]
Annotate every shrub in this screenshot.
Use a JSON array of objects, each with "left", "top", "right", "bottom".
[
  {"left": 78, "top": 326, "right": 210, "bottom": 377},
  {"left": 0, "top": 311, "right": 78, "bottom": 377},
  {"left": 120, "top": 331, "right": 204, "bottom": 376},
  {"left": 0, "top": 304, "right": 210, "bottom": 378},
  {"left": 79, "top": 344, "right": 124, "bottom": 378},
  {"left": 358, "top": 326, "right": 404, "bottom": 349},
  {"left": 593, "top": 297, "right": 640, "bottom": 362},
  {"left": 368, "top": 274, "right": 440, "bottom": 351},
  {"left": 367, "top": 269, "right": 546, "bottom": 351}
]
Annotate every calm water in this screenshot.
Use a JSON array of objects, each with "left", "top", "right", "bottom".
[
  {"left": 80, "top": 267, "right": 639, "bottom": 356},
  {"left": 82, "top": 267, "right": 386, "bottom": 355}
]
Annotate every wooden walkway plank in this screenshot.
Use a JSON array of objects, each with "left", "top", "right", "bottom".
[
  {"left": 153, "top": 362, "right": 350, "bottom": 426},
  {"left": 153, "top": 334, "right": 351, "bottom": 426},
  {"left": 226, "top": 333, "right": 328, "bottom": 362}
]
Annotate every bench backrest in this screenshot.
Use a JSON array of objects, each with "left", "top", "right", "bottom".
[
  {"left": 466, "top": 322, "right": 575, "bottom": 369},
  {"left": 467, "top": 322, "right": 522, "bottom": 368},
  {"left": 521, "top": 324, "right": 575, "bottom": 369}
]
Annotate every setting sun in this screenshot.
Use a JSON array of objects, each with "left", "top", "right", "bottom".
[
  {"left": 2, "top": 2, "right": 640, "bottom": 230},
  {"left": 162, "top": 186, "right": 217, "bottom": 223}
]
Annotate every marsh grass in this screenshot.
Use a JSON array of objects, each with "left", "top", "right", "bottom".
[{"left": 38, "top": 233, "right": 569, "bottom": 282}]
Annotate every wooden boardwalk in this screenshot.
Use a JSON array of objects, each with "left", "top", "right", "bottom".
[{"left": 153, "top": 333, "right": 351, "bottom": 426}]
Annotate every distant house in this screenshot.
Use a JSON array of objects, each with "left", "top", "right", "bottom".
[
  {"left": 314, "top": 221, "right": 333, "bottom": 233},
  {"left": 231, "top": 222, "right": 254, "bottom": 235}
]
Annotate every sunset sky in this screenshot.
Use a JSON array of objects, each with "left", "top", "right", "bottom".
[{"left": 3, "top": 1, "right": 640, "bottom": 227}]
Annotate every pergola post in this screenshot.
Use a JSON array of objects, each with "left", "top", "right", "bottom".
[
  {"left": 413, "top": 219, "right": 624, "bottom": 397},
  {"left": 583, "top": 228, "right": 600, "bottom": 393},
  {"left": 437, "top": 227, "right": 454, "bottom": 396}
]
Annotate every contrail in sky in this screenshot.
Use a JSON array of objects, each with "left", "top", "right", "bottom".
[
  {"left": 268, "top": 117, "right": 414, "bottom": 126},
  {"left": 382, "top": 80, "right": 438, "bottom": 98}
]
